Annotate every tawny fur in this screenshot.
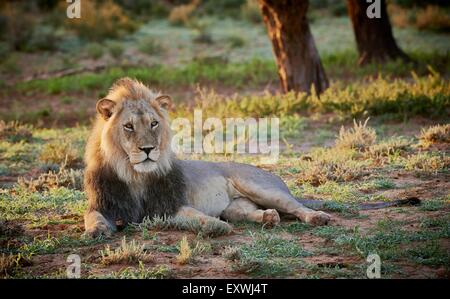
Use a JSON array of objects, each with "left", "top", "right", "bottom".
[{"left": 84, "top": 78, "right": 331, "bottom": 238}]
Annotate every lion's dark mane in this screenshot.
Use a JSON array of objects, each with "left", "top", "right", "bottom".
[{"left": 84, "top": 160, "right": 186, "bottom": 228}]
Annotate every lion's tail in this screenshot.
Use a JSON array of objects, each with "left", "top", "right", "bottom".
[{"left": 297, "top": 197, "right": 421, "bottom": 211}]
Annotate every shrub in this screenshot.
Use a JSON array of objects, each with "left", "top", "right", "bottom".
[
  {"left": 0, "top": 121, "right": 33, "bottom": 143},
  {"left": 404, "top": 152, "right": 449, "bottom": 175},
  {"left": 416, "top": 5, "right": 450, "bottom": 32},
  {"left": 25, "top": 25, "right": 62, "bottom": 52},
  {"left": 335, "top": 119, "right": 377, "bottom": 151},
  {"left": 100, "top": 237, "right": 152, "bottom": 265},
  {"left": 138, "top": 37, "right": 164, "bottom": 55},
  {"left": 176, "top": 236, "right": 192, "bottom": 265},
  {"left": 366, "top": 137, "right": 412, "bottom": 158},
  {"left": 66, "top": 0, "right": 136, "bottom": 41},
  {"left": 226, "top": 35, "right": 245, "bottom": 48},
  {"left": 107, "top": 41, "right": 125, "bottom": 59},
  {"left": 418, "top": 124, "right": 450, "bottom": 148},
  {"left": 17, "top": 168, "right": 84, "bottom": 192},
  {"left": 296, "top": 159, "right": 367, "bottom": 186},
  {"left": 86, "top": 43, "right": 104, "bottom": 60},
  {"left": 168, "top": 0, "right": 200, "bottom": 26},
  {"left": 38, "top": 139, "right": 80, "bottom": 168}
]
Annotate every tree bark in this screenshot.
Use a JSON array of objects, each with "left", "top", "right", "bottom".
[
  {"left": 258, "top": 0, "right": 329, "bottom": 94},
  {"left": 347, "top": 0, "right": 410, "bottom": 65}
]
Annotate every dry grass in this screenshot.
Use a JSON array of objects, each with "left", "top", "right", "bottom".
[
  {"left": 0, "top": 121, "right": 33, "bottom": 143},
  {"left": 335, "top": 119, "right": 377, "bottom": 151},
  {"left": 168, "top": 0, "right": 199, "bottom": 26},
  {"left": 38, "top": 139, "right": 80, "bottom": 167},
  {"left": 418, "top": 124, "right": 450, "bottom": 149},
  {"left": 416, "top": 5, "right": 450, "bottom": 31},
  {"left": 100, "top": 237, "right": 153, "bottom": 266},
  {"left": 404, "top": 152, "right": 449, "bottom": 175},
  {"left": 222, "top": 246, "right": 241, "bottom": 261},
  {"left": 17, "top": 168, "right": 83, "bottom": 192},
  {"left": 389, "top": 4, "right": 450, "bottom": 32},
  {"left": 366, "top": 136, "right": 412, "bottom": 158},
  {"left": 296, "top": 159, "right": 366, "bottom": 186},
  {"left": 0, "top": 254, "right": 31, "bottom": 277},
  {"left": 176, "top": 236, "right": 192, "bottom": 265},
  {"left": 176, "top": 235, "right": 212, "bottom": 265}
]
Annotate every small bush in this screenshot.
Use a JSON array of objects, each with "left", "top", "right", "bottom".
[
  {"left": 38, "top": 139, "right": 80, "bottom": 168},
  {"left": 416, "top": 5, "right": 450, "bottom": 32},
  {"left": 404, "top": 152, "right": 449, "bottom": 175},
  {"left": 176, "top": 236, "right": 192, "bottom": 265},
  {"left": 17, "top": 168, "right": 84, "bottom": 192},
  {"left": 366, "top": 137, "right": 412, "bottom": 158},
  {"left": 296, "top": 160, "right": 366, "bottom": 186},
  {"left": 100, "top": 237, "right": 152, "bottom": 265},
  {"left": 226, "top": 35, "right": 245, "bottom": 48},
  {"left": 25, "top": 25, "right": 62, "bottom": 52},
  {"left": 66, "top": 0, "right": 136, "bottom": 41},
  {"left": 0, "top": 121, "right": 33, "bottom": 143},
  {"left": 86, "top": 43, "right": 104, "bottom": 60},
  {"left": 138, "top": 37, "right": 164, "bottom": 55},
  {"left": 418, "top": 124, "right": 450, "bottom": 148},
  {"left": 107, "top": 41, "right": 125, "bottom": 59},
  {"left": 222, "top": 246, "right": 241, "bottom": 261},
  {"left": 335, "top": 119, "right": 377, "bottom": 151},
  {"left": 168, "top": 0, "right": 200, "bottom": 26}
]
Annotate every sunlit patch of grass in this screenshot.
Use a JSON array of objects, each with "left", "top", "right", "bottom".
[
  {"left": 38, "top": 139, "right": 81, "bottom": 168},
  {"left": 100, "top": 237, "right": 152, "bottom": 265},
  {"left": 0, "top": 121, "right": 33, "bottom": 143},
  {"left": 365, "top": 136, "right": 412, "bottom": 159},
  {"left": 418, "top": 124, "right": 450, "bottom": 149},
  {"left": 403, "top": 152, "right": 449, "bottom": 176},
  {"left": 0, "top": 186, "right": 87, "bottom": 221},
  {"left": 175, "top": 235, "right": 211, "bottom": 265},
  {"left": 17, "top": 168, "right": 84, "bottom": 192},
  {"left": 335, "top": 119, "right": 377, "bottom": 151}
]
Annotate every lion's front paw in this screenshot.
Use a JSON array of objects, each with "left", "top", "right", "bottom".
[
  {"left": 84, "top": 222, "right": 113, "bottom": 238},
  {"left": 262, "top": 209, "right": 280, "bottom": 227},
  {"left": 304, "top": 211, "right": 331, "bottom": 226}
]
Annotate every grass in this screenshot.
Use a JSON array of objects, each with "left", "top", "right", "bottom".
[{"left": 100, "top": 237, "right": 152, "bottom": 265}]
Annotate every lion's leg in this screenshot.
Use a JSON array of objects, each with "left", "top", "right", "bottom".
[
  {"left": 221, "top": 198, "right": 280, "bottom": 226},
  {"left": 234, "top": 182, "right": 330, "bottom": 226},
  {"left": 176, "top": 206, "right": 233, "bottom": 230},
  {"left": 84, "top": 210, "right": 116, "bottom": 238}
]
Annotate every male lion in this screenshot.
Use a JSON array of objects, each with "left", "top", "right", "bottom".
[{"left": 83, "top": 77, "right": 333, "bottom": 237}]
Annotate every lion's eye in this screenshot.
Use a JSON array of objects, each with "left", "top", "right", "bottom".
[
  {"left": 123, "top": 123, "right": 134, "bottom": 131},
  {"left": 151, "top": 121, "right": 159, "bottom": 128}
]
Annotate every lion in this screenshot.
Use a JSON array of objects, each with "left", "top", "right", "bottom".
[{"left": 84, "top": 78, "right": 419, "bottom": 237}]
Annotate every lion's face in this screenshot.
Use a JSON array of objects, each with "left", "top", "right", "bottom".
[
  {"left": 95, "top": 79, "right": 173, "bottom": 178},
  {"left": 115, "top": 99, "right": 166, "bottom": 173}
]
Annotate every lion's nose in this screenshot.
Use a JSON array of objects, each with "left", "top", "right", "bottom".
[{"left": 139, "top": 146, "right": 155, "bottom": 155}]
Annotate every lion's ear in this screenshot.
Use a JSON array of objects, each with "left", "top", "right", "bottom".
[
  {"left": 96, "top": 98, "right": 116, "bottom": 120},
  {"left": 155, "top": 95, "right": 173, "bottom": 111}
]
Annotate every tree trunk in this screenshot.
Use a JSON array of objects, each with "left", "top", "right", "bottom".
[
  {"left": 347, "top": 0, "right": 410, "bottom": 65},
  {"left": 258, "top": 0, "right": 329, "bottom": 94}
]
